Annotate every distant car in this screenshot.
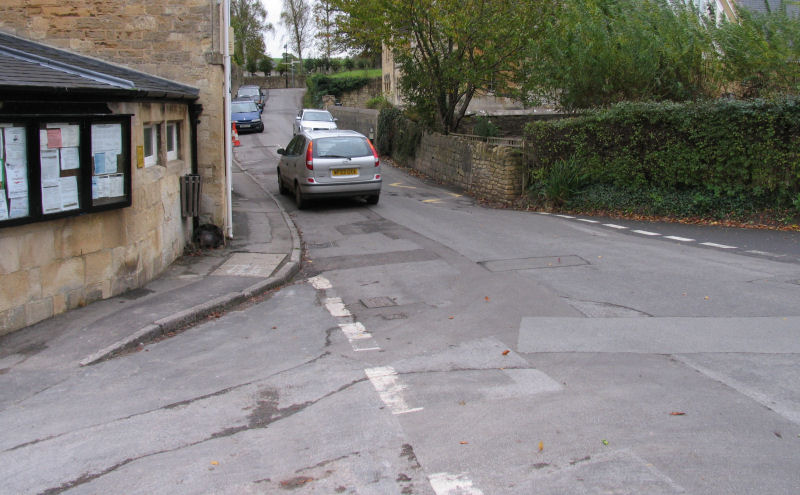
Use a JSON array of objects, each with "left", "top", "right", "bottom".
[
  {"left": 236, "top": 85, "right": 267, "bottom": 108},
  {"left": 276, "top": 129, "right": 381, "bottom": 209},
  {"left": 231, "top": 99, "right": 264, "bottom": 133},
  {"left": 293, "top": 109, "right": 338, "bottom": 135}
]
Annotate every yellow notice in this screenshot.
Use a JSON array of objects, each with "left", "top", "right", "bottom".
[{"left": 136, "top": 145, "right": 144, "bottom": 168}]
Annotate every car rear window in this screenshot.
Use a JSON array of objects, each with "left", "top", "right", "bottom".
[
  {"left": 304, "top": 111, "right": 334, "bottom": 122},
  {"left": 313, "top": 137, "right": 372, "bottom": 158},
  {"left": 237, "top": 87, "right": 259, "bottom": 97},
  {"left": 232, "top": 102, "right": 258, "bottom": 113}
]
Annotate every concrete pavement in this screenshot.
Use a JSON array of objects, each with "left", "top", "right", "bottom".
[{"left": 0, "top": 155, "right": 301, "bottom": 405}]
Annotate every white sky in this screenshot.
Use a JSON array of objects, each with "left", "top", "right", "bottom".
[{"left": 261, "top": 0, "right": 288, "bottom": 58}]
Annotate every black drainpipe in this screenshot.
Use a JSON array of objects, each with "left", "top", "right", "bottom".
[{"left": 188, "top": 102, "right": 203, "bottom": 229}]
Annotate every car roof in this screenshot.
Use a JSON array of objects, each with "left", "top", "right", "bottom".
[
  {"left": 301, "top": 129, "right": 366, "bottom": 140},
  {"left": 301, "top": 108, "right": 332, "bottom": 114},
  {"left": 238, "top": 84, "right": 261, "bottom": 89}
]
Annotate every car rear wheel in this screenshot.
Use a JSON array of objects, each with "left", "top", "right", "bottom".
[
  {"left": 294, "top": 182, "right": 307, "bottom": 210},
  {"left": 277, "top": 171, "right": 289, "bottom": 195},
  {"left": 365, "top": 193, "right": 380, "bottom": 205}
]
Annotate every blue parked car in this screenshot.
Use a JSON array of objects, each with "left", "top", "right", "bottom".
[{"left": 231, "top": 98, "right": 264, "bottom": 133}]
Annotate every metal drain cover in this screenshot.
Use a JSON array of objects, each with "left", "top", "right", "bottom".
[
  {"left": 361, "top": 296, "right": 397, "bottom": 308},
  {"left": 479, "top": 255, "right": 588, "bottom": 272}
]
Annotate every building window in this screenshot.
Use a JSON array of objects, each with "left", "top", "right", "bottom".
[
  {"left": 143, "top": 124, "right": 159, "bottom": 167},
  {"left": 166, "top": 121, "right": 181, "bottom": 161}
]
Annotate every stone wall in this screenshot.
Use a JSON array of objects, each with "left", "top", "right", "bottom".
[
  {"left": 242, "top": 75, "right": 306, "bottom": 90},
  {"left": 409, "top": 133, "right": 524, "bottom": 203},
  {"left": 337, "top": 79, "right": 382, "bottom": 108},
  {"left": 328, "top": 107, "right": 379, "bottom": 141},
  {"left": 0, "top": 0, "right": 226, "bottom": 228}
]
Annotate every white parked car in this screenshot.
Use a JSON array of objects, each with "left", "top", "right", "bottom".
[{"left": 293, "top": 108, "right": 338, "bottom": 134}]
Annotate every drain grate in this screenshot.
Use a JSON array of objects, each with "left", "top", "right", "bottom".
[
  {"left": 479, "top": 255, "right": 588, "bottom": 272},
  {"left": 361, "top": 296, "right": 397, "bottom": 309}
]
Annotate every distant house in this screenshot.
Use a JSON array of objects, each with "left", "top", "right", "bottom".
[
  {"left": 0, "top": 2, "right": 229, "bottom": 335},
  {"left": 696, "top": 0, "right": 798, "bottom": 21}
]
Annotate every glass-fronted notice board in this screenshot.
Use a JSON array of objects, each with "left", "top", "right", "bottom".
[{"left": 0, "top": 115, "right": 131, "bottom": 228}]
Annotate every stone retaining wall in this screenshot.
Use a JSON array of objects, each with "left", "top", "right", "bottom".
[
  {"left": 410, "top": 133, "right": 524, "bottom": 203},
  {"left": 328, "top": 107, "right": 379, "bottom": 141}
]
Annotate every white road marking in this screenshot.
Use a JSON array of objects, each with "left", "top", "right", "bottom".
[
  {"left": 308, "top": 275, "right": 332, "bottom": 290},
  {"left": 701, "top": 242, "right": 737, "bottom": 249},
  {"left": 632, "top": 230, "right": 661, "bottom": 236},
  {"left": 324, "top": 297, "right": 351, "bottom": 317},
  {"left": 365, "top": 366, "right": 423, "bottom": 415},
  {"left": 423, "top": 199, "right": 443, "bottom": 203},
  {"left": 664, "top": 235, "right": 695, "bottom": 242},
  {"left": 555, "top": 214, "right": 575, "bottom": 219},
  {"left": 577, "top": 218, "right": 600, "bottom": 223},
  {"left": 429, "top": 472, "right": 484, "bottom": 495},
  {"left": 536, "top": 212, "right": 551, "bottom": 215},
  {"left": 339, "top": 322, "right": 373, "bottom": 340},
  {"left": 603, "top": 223, "right": 627, "bottom": 229},
  {"left": 746, "top": 249, "right": 784, "bottom": 257}
]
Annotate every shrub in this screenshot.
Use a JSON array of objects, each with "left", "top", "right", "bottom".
[
  {"left": 377, "top": 107, "right": 422, "bottom": 160},
  {"left": 305, "top": 74, "right": 371, "bottom": 107},
  {"left": 366, "top": 94, "right": 393, "bottom": 110},
  {"left": 525, "top": 98, "right": 800, "bottom": 217},
  {"left": 474, "top": 115, "right": 499, "bottom": 138}
]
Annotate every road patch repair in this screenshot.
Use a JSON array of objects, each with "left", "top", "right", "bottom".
[{"left": 212, "top": 253, "right": 286, "bottom": 277}]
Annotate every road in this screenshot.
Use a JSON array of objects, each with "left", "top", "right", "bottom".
[{"left": 3, "top": 88, "right": 800, "bottom": 494}]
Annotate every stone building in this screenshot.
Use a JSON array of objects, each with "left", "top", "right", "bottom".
[{"left": 0, "top": 1, "right": 229, "bottom": 335}]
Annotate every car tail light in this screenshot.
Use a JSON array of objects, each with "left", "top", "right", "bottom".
[
  {"left": 306, "top": 141, "right": 313, "bottom": 170},
  {"left": 368, "top": 139, "right": 379, "bottom": 167}
]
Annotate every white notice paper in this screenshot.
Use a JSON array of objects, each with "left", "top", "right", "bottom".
[
  {"left": 91, "top": 123, "right": 122, "bottom": 155},
  {"left": 47, "top": 123, "right": 80, "bottom": 148},
  {"left": 93, "top": 175, "right": 109, "bottom": 199},
  {"left": 9, "top": 197, "right": 28, "bottom": 218},
  {"left": 42, "top": 184, "right": 62, "bottom": 214},
  {"left": 0, "top": 189, "right": 8, "bottom": 220},
  {"left": 60, "top": 147, "right": 80, "bottom": 170},
  {"left": 40, "top": 149, "right": 60, "bottom": 186},
  {"left": 109, "top": 174, "right": 124, "bottom": 197},
  {"left": 5, "top": 161, "right": 28, "bottom": 199},
  {"left": 60, "top": 176, "right": 79, "bottom": 210}
]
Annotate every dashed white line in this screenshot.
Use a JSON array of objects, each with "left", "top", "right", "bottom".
[
  {"left": 701, "top": 242, "right": 737, "bottom": 249},
  {"left": 365, "top": 366, "right": 423, "bottom": 415},
  {"left": 746, "top": 249, "right": 784, "bottom": 257},
  {"left": 577, "top": 218, "right": 600, "bottom": 223},
  {"left": 603, "top": 223, "right": 628, "bottom": 229},
  {"left": 308, "top": 275, "right": 333, "bottom": 290},
  {"left": 429, "top": 472, "right": 484, "bottom": 495},
  {"left": 324, "top": 297, "right": 351, "bottom": 317},
  {"left": 339, "top": 322, "right": 373, "bottom": 340},
  {"left": 664, "top": 235, "right": 695, "bottom": 242},
  {"left": 632, "top": 230, "right": 661, "bottom": 236},
  {"left": 555, "top": 214, "right": 575, "bottom": 219}
]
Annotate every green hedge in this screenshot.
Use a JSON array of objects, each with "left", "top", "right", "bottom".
[
  {"left": 305, "top": 74, "right": 372, "bottom": 107},
  {"left": 376, "top": 107, "right": 423, "bottom": 162},
  {"left": 525, "top": 98, "right": 800, "bottom": 217}
]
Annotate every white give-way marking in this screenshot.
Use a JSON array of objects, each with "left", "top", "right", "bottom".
[{"left": 364, "top": 366, "right": 423, "bottom": 415}]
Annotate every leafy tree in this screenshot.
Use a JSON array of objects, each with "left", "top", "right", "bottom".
[
  {"left": 712, "top": 2, "right": 800, "bottom": 97},
  {"left": 281, "top": 0, "right": 313, "bottom": 74},
  {"left": 343, "top": 57, "right": 355, "bottom": 71},
  {"left": 314, "top": 0, "right": 345, "bottom": 62},
  {"left": 246, "top": 57, "right": 258, "bottom": 73},
  {"left": 521, "top": 0, "right": 717, "bottom": 111},
  {"left": 333, "top": 0, "right": 551, "bottom": 133},
  {"left": 231, "top": 0, "right": 273, "bottom": 67},
  {"left": 258, "top": 57, "right": 274, "bottom": 75}
]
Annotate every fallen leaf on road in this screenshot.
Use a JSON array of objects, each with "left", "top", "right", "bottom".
[
  {"left": 460, "top": 441, "right": 469, "bottom": 445},
  {"left": 485, "top": 296, "right": 490, "bottom": 302},
  {"left": 538, "top": 441, "right": 544, "bottom": 452},
  {"left": 502, "top": 350, "right": 510, "bottom": 356},
  {"left": 602, "top": 439, "right": 609, "bottom": 446},
  {"left": 210, "top": 461, "right": 219, "bottom": 466},
  {"left": 670, "top": 412, "right": 686, "bottom": 416},
  {"left": 448, "top": 316, "right": 455, "bottom": 319},
  {"left": 704, "top": 296, "right": 710, "bottom": 300}
]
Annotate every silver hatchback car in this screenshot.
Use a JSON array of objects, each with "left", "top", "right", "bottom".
[{"left": 276, "top": 129, "right": 382, "bottom": 209}]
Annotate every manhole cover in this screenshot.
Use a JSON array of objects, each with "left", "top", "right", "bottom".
[{"left": 361, "top": 296, "right": 397, "bottom": 308}]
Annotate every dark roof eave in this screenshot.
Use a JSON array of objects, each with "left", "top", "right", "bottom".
[{"left": 0, "top": 84, "right": 199, "bottom": 103}]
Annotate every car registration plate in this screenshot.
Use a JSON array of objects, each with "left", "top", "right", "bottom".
[{"left": 332, "top": 168, "right": 358, "bottom": 176}]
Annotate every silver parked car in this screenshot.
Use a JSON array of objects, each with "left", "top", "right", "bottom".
[
  {"left": 277, "top": 130, "right": 382, "bottom": 209},
  {"left": 293, "top": 108, "right": 338, "bottom": 134}
]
